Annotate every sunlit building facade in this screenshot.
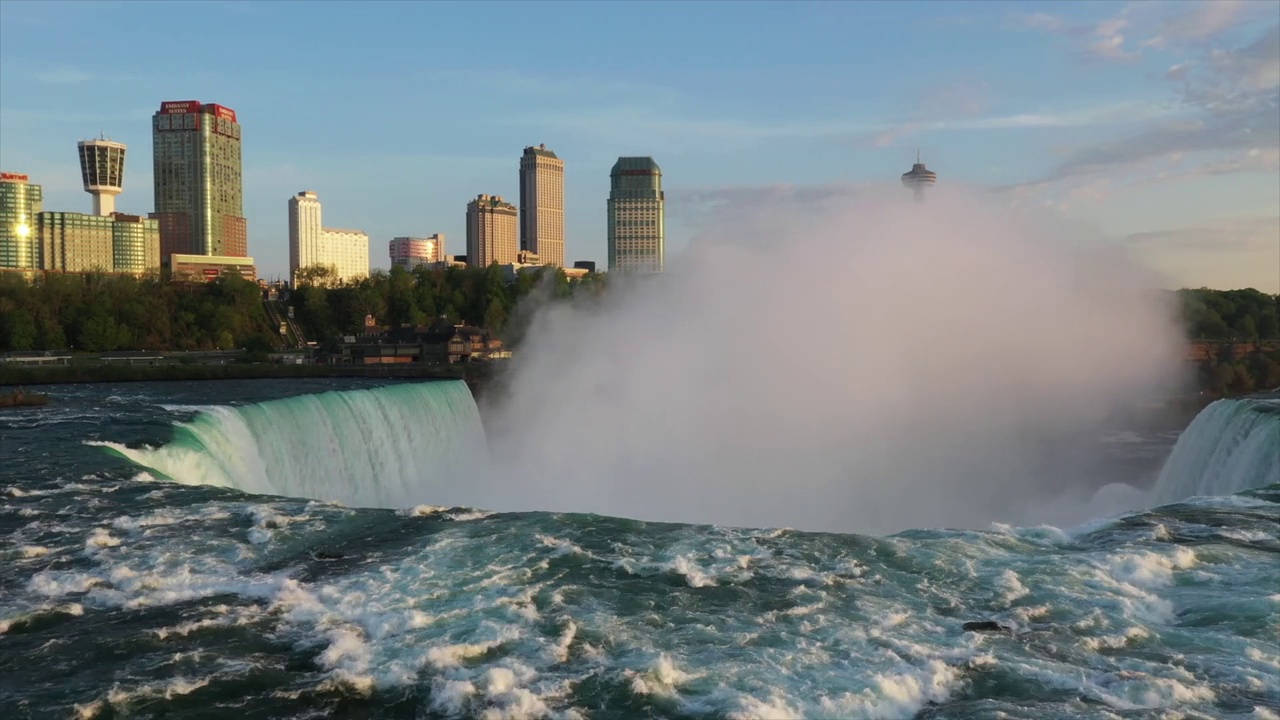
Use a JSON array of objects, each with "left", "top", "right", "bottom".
[
  {"left": 0, "top": 173, "right": 42, "bottom": 270},
  {"left": 288, "top": 190, "right": 369, "bottom": 285},
  {"left": 390, "top": 234, "right": 446, "bottom": 269},
  {"left": 38, "top": 212, "right": 160, "bottom": 275},
  {"left": 169, "top": 253, "right": 256, "bottom": 282},
  {"left": 151, "top": 100, "right": 247, "bottom": 263},
  {"left": 519, "top": 144, "right": 565, "bottom": 267},
  {"left": 466, "top": 194, "right": 518, "bottom": 267},
  {"left": 607, "top": 157, "right": 665, "bottom": 274}
]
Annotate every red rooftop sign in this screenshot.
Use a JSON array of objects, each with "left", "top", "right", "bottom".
[
  {"left": 205, "top": 104, "right": 237, "bottom": 123},
  {"left": 160, "top": 101, "right": 201, "bottom": 114},
  {"left": 0, "top": 172, "right": 29, "bottom": 182}
]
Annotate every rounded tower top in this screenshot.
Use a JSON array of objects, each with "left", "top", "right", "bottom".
[
  {"left": 77, "top": 138, "right": 126, "bottom": 192},
  {"left": 901, "top": 150, "right": 937, "bottom": 187}
]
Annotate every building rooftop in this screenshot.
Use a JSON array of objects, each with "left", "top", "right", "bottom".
[
  {"left": 472, "top": 194, "right": 516, "bottom": 210},
  {"left": 611, "top": 156, "right": 662, "bottom": 174},
  {"left": 524, "top": 143, "right": 559, "bottom": 160},
  {"left": 901, "top": 150, "right": 937, "bottom": 184}
]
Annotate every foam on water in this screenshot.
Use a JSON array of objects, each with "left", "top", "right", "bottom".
[
  {"left": 6, "top": 382, "right": 1280, "bottom": 717},
  {"left": 5, "top": 496, "right": 1278, "bottom": 719}
]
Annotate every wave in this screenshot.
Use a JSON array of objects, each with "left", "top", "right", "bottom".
[{"left": 91, "top": 381, "right": 487, "bottom": 508}]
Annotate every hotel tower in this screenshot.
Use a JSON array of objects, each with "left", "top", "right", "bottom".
[
  {"left": 518, "top": 144, "right": 565, "bottom": 267},
  {"left": 466, "top": 194, "right": 518, "bottom": 267},
  {"left": 151, "top": 100, "right": 247, "bottom": 263},
  {"left": 607, "top": 157, "right": 665, "bottom": 274}
]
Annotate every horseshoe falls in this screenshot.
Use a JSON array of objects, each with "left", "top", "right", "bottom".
[
  {"left": 92, "top": 380, "right": 488, "bottom": 509},
  {"left": 1146, "top": 398, "right": 1280, "bottom": 506},
  {"left": 2, "top": 380, "right": 1278, "bottom": 719}
]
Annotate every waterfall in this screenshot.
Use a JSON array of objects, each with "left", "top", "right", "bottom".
[
  {"left": 1147, "top": 397, "right": 1280, "bottom": 506},
  {"left": 95, "top": 381, "right": 487, "bottom": 508}
]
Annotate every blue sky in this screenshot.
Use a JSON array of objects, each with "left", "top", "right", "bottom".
[{"left": 1, "top": 0, "right": 1276, "bottom": 290}]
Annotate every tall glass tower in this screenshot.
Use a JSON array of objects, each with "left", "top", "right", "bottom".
[
  {"left": 607, "top": 157, "right": 664, "bottom": 274},
  {"left": 151, "top": 100, "right": 246, "bottom": 264},
  {"left": 0, "top": 173, "right": 43, "bottom": 269}
]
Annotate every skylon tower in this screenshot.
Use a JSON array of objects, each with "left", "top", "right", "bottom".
[{"left": 901, "top": 150, "right": 937, "bottom": 201}]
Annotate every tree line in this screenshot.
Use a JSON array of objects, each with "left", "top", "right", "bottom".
[
  {"left": 0, "top": 272, "right": 272, "bottom": 353},
  {"left": 1177, "top": 287, "right": 1279, "bottom": 341},
  {"left": 0, "top": 265, "right": 605, "bottom": 354},
  {"left": 289, "top": 264, "right": 603, "bottom": 344},
  {"left": 2, "top": 274, "right": 1277, "bottom": 391}
]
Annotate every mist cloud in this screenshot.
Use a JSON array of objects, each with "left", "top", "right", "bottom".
[{"left": 467, "top": 186, "right": 1187, "bottom": 534}]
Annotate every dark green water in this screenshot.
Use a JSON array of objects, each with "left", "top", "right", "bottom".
[{"left": 1, "top": 380, "right": 1277, "bottom": 719}]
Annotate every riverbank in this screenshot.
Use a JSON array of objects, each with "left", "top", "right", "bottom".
[{"left": 0, "top": 362, "right": 505, "bottom": 399}]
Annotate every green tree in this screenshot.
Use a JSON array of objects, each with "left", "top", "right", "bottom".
[
  {"left": 1235, "top": 315, "right": 1258, "bottom": 341},
  {"left": 2, "top": 307, "right": 37, "bottom": 351}
]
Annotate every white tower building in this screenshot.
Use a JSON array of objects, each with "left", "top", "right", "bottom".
[
  {"left": 288, "top": 191, "right": 323, "bottom": 284},
  {"left": 78, "top": 137, "right": 126, "bottom": 216},
  {"left": 288, "top": 190, "right": 368, "bottom": 285}
]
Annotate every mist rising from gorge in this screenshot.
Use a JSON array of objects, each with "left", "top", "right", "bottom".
[{"left": 469, "top": 184, "right": 1188, "bottom": 534}]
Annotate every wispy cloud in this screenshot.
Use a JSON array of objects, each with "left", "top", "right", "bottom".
[
  {"left": 1141, "top": 0, "right": 1270, "bottom": 50},
  {"left": 1012, "top": 2, "right": 1271, "bottom": 64},
  {"left": 1124, "top": 214, "right": 1280, "bottom": 292},
  {"left": 34, "top": 68, "right": 92, "bottom": 85},
  {"left": 1125, "top": 216, "right": 1280, "bottom": 253},
  {"left": 868, "top": 99, "right": 1176, "bottom": 149},
  {"left": 668, "top": 182, "right": 865, "bottom": 223},
  {"left": 1031, "top": 22, "right": 1279, "bottom": 184},
  {"left": 1011, "top": 7, "right": 1141, "bottom": 62},
  {"left": 1145, "top": 147, "right": 1280, "bottom": 185}
]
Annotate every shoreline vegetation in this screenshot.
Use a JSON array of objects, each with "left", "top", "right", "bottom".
[
  {"left": 2, "top": 272, "right": 1278, "bottom": 401},
  {"left": 0, "top": 361, "right": 499, "bottom": 399}
]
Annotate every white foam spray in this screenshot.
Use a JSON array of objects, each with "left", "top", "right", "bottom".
[{"left": 476, "top": 184, "right": 1189, "bottom": 533}]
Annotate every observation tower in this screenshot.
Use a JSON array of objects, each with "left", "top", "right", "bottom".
[
  {"left": 78, "top": 136, "right": 126, "bottom": 216},
  {"left": 901, "top": 149, "right": 937, "bottom": 202}
]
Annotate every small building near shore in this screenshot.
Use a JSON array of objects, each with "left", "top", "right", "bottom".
[{"left": 322, "top": 318, "right": 508, "bottom": 366}]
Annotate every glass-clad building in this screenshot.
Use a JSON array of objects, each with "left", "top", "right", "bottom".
[
  {"left": 37, "top": 212, "right": 160, "bottom": 275},
  {"left": 152, "top": 100, "right": 246, "bottom": 263},
  {"left": 607, "top": 157, "right": 665, "bottom": 274},
  {"left": 0, "top": 173, "right": 43, "bottom": 269}
]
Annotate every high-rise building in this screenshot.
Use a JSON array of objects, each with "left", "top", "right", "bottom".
[
  {"left": 519, "top": 144, "right": 565, "bottom": 267},
  {"left": 78, "top": 138, "right": 126, "bottom": 216},
  {"left": 287, "top": 190, "right": 369, "bottom": 285},
  {"left": 288, "top": 191, "right": 322, "bottom": 282},
  {"left": 390, "top": 234, "right": 445, "bottom": 269},
  {"left": 37, "top": 212, "right": 160, "bottom": 275},
  {"left": 319, "top": 228, "right": 370, "bottom": 283},
  {"left": 0, "top": 172, "right": 43, "bottom": 270},
  {"left": 151, "top": 100, "right": 246, "bottom": 263},
  {"left": 607, "top": 157, "right": 665, "bottom": 274},
  {"left": 901, "top": 150, "right": 937, "bottom": 201},
  {"left": 466, "top": 194, "right": 517, "bottom": 267}
]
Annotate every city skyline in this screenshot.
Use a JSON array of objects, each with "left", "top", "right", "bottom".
[{"left": 0, "top": 1, "right": 1276, "bottom": 291}]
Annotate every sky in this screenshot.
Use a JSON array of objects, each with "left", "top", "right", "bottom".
[{"left": 0, "top": 0, "right": 1276, "bottom": 291}]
